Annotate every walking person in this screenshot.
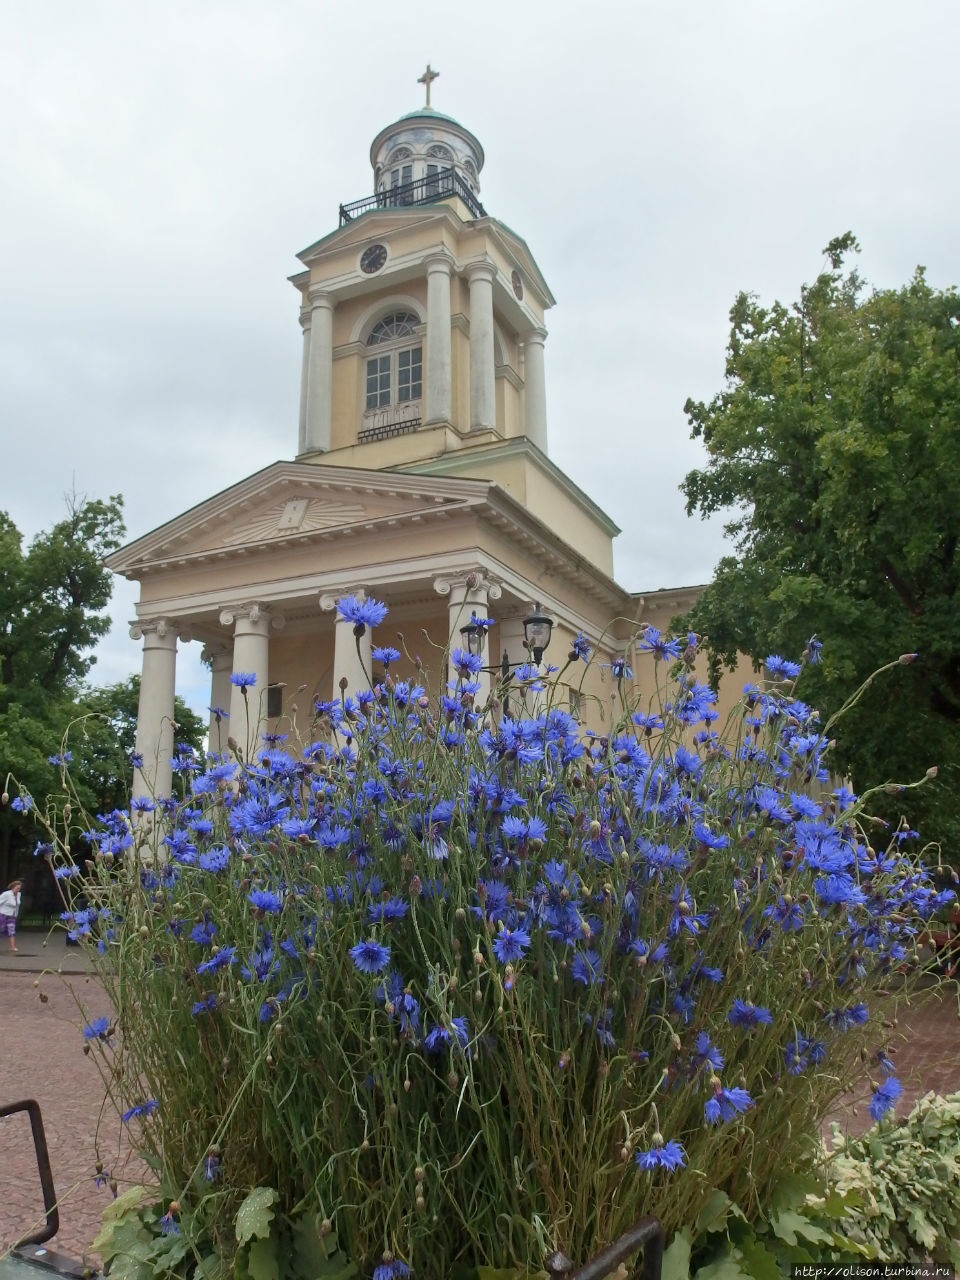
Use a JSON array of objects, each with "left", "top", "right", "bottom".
[{"left": 0, "top": 878, "right": 23, "bottom": 953}]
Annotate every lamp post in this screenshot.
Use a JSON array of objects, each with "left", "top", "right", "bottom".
[{"left": 460, "top": 603, "right": 554, "bottom": 699}]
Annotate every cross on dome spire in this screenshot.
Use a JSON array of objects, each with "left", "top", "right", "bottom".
[{"left": 417, "top": 64, "right": 439, "bottom": 108}]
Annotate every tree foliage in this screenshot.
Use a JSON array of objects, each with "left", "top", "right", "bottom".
[
  {"left": 679, "top": 235, "right": 960, "bottom": 856},
  {"left": 0, "top": 494, "right": 126, "bottom": 877}
]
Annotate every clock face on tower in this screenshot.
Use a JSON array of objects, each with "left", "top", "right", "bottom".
[{"left": 360, "top": 243, "right": 388, "bottom": 274}]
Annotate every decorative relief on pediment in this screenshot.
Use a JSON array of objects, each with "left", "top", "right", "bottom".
[{"left": 220, "top": 497, "right": 368, "bottom": 547}]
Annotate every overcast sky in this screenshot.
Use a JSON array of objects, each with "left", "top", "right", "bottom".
[{"left": 1, "top": 0, "right": 956, "bottom": 715}]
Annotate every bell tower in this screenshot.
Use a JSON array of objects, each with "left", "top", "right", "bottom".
[{"left": 290, "top": 69, "right": 555, "bottom": 471}]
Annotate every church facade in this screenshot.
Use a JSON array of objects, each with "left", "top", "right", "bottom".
[{"left": 108, "top": 81, "right": 707, "bottom": 799}]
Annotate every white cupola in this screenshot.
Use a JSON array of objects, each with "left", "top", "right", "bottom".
[{"left": 368, "top": 66, "right": 484, "bottom": 208}]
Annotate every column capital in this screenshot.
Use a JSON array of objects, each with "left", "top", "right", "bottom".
[
  {"left": 319, "top": 587, "right": 368, "bottom": 614},
  {"left": 307, "top": 284, "right": 336, "bottom": 310},
  {"left": 524, "top": 326, "right": 548, "bottom": 347},
  {"left": 129, "top": 616, "right": 178, "bottom": 645},
  {"left": 424, "top": 251, "right": 454, "bottom": 277},
  {"left": 466, "top": 259, "right": 497, "bottom": 285},
  {"left": 219, "top": 603, "right": 285, "bottom": 633},
  {"left": 299, "top": 306, "right": 312, "bottom": 330},
  {"left": 433, "top": 570, "right": 502, "bottom": 601},
  {"left": 201, "top": 642, "right": 233, "bottom": 668}
]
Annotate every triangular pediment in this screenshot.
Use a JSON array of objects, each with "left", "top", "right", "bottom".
[
  {"left": 296, "top": 205, "right": 459, "bottom": 265},
  {"left": 106, "top": 461, "right": 490, "bottom": 576}
]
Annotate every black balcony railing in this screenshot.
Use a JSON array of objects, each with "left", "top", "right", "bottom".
[
  {"left": 358, "top": 412, "right": 422, "bottom": 444},
  {"left": 339, "top": 168, "right": 486, "bottom": 226}
]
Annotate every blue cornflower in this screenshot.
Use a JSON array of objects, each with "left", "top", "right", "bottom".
[
  {"left": 47, "top": 751, "right": 73, "bottom": 766},
  {"left": 805, "top": 635, "right": 823, "bottom": 663},
  {"left": 192, "top": 993, "right": 219, "bottom": 1015},
  {"left": 248, "top": 889, "right": 284, "bottom": 914},
  {"left": 764, "top": 654, "right": 801, "bottom": 680},
  {"left": 10, "top": 795, "right": 33, "bottom": 812},
  {"left": 93, "top": 1165, "right": 111, "bottom": 1189},
  {"left": 728, "top": 998, "right": 773, "bottom": 1027},
  {"left": 492, "top": 926, "right": 531, "bottom": 963},
  {"left": 196, "top": 945, "right": 236, "bottom": 975},
  {"left": 230, "top": 671, "right": 257, "bottom": 687},
  {"left": 336, "top": 594, "right": 388, "bottom": 630},
  {"left": 571, "top": 949, "right": 603, "bottom": 985},
  {"left": 692, "top": 822, "right": 729, "bottom": 849},
  {"left": 54, "top": 865, "right": 79, "bottom": 880},
  {"left": 450, "top": 646, "right": 484, "bottom": 675},
  {"left": 705, "top": 1081, "right": 754, "bottom": 1123},
  {"left": 204, "top": 1152, "right": 222, "bottom": 1181},
  {"left": 368, "top": 897, "right": 409, "bottom": 923},
  {"left": 570, "top": 632, "right": 592, "bottom": 660},
  {"left": 82, "top": 1017, "right": 111, "bottom": 1041},
  {"left": 121, "top": 1099, "right": 158, "bottom": 1123},
  {"left": 869, "top": 1076, "right": 902, "bottom": 1122},
  {"left": 632, "top": 711, "right": 665, "bottom": 734},
  {"left": 764, "top": 895, "right": 806, "bottom": 930},
  {"left": 199, "top": 846, "right": 231, "bottom": 873},
  {"left": 832, "top": 785, "right": 857, "bottom": 811},
  {"left": 606, "top": 657, "right": 633, "bottom": 679},
  {"left": 635, "top": 1136, "right": 686, "bottom": 1171},
  {"left": 159, "top": 1209, "right": 179, "bottom": 1236},
  {"left": 350, "top": 938, "right": 391, "bottom": 974},
  {"left": 824, "top": 1002, "right": 869, "bottom": 1032},
  {"left": 373, "top": 1260, "right": 411, "bottom": 1280},
  {"left": 372, "top": 645, "right": 401, "bottom": 666},
  {"left": 639, "top": 627, "right": 682, "bottom": 661},
  {"left": 672, "top": 746, "right": 702, "bottom": 776},
  {"left": 424, "top": 1017, "right": 470, "bottom": 1053},
  {"left": 693, "top": 1031, "right": 724, "bottom": 1072}
]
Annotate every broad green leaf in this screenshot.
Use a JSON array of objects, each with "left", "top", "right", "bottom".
[
  {"left": 769, "top": 1209, "right": 833, "bottom": 1248},
  {"left": 693, "top": 1249, "right": 754, "bottom": 1280},
  {"left": 99, "top": 1184, "right": 151, "bottom": 1224},
  {"left": 104, "top": 1254, "right": 153, "bottom": 1280},
  {"left": 696, "top": 1189, "right": 746, "bottom": 1238},
  {"left": 236, "top": 1186, "right": 279, "bottom": 1245},
  {"left": 292, "top": 1215, "right": 338, "bottom": 1277},
  {"left": 96, "top": 1214, "right": 152, "bottom": 1265},
  {"left": 766, "top": 1173, "right": 822, "bottom": 1213},
  {"left": 736, "top": 1235, "right": 781, "bottom": 1280},
  {"left": 662, "top": 1228, "right": 692, "bottom": 1280},
  {"left": 906, "top": 1207, "right": 938, "bottom": 1251},
  {"left": 247, "top": 1236, "right": 281, "bottom": 1280}
]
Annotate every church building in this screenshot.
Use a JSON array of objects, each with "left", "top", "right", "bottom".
[{"left": 107, "top": 72, "right": 696, "bottom": 798}]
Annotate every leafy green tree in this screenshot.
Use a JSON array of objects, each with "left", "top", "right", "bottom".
[
  {"left": 0, "top": 494, "right": 126, "bottom": 880},
  {"left": 70, "top": 675, "right": 206, "bottom": 815},
  {"left": 680, "top": 234, "right": 960, "bottom": 858}
]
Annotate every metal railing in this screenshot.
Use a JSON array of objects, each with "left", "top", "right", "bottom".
[
  {"left": 545, "top": 1217, "right": 664, "bottom": 1280},
  {"left": 358, "top": 413, "right": 422, "bottom": 444},
  {"left": 339, "top": 168, "right": 487, "bottom": 225}
]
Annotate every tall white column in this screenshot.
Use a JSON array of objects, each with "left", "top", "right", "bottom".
[
  {"left": 202, "top": 643, "right": 234, "bottom": 756},
  {"left": 131, "top": 618, "right": 178, "bottom": 802},
  {"left": 321, "top": 593, "right": 373, "bottom": 699},
  {"left": 468, "top": 262, "right": 497, "bottom": 431},
  {"left": 220, "top": 605, "right": 275, "bottom": 761},
  {"left": 523, "top": 327, "right": 548, "bottom": 452},
  {"left": 425, "top": 254, "right": 452, "bottom": 425},
  {"left": 434, "top": 572, "right": 502, "bottom": 705},
  {"left": 305, "top": 286, "right": 335, "bottom": 453},
  {"left": 297, "top": 307, "right": 311, "bottom": 455}
]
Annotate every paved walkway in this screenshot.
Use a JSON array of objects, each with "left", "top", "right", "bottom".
[{"left": 1, "top": 931, "right": 959, "bottom": 1264}]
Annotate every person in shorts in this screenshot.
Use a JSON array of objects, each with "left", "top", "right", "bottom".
[{"left": 0, "top": 878, "right": 23, "bottom": 953}]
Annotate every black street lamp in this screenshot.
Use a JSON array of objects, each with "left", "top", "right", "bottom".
[{"left": 460, "top": 602, "right": 554, "bottom": 672}]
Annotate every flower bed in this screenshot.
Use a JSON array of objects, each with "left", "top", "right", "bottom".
[{"left": 15, "top": 610, "right": 950, "bottom": 1278}]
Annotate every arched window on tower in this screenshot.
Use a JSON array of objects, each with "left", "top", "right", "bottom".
[{"left": 361, "top": 311, "right": 423, "bottom": 441}]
